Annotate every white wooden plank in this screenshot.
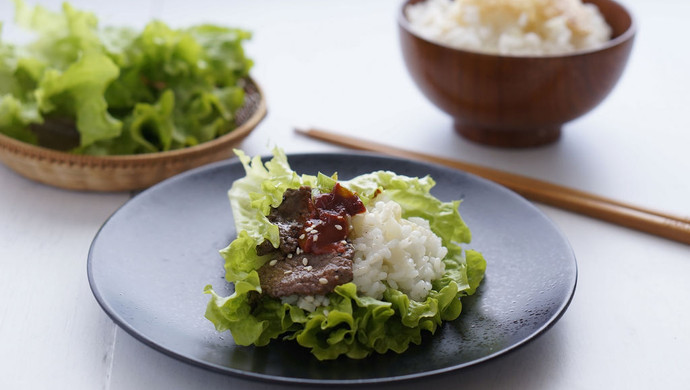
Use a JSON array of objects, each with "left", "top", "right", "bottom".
[{"left": 0, "top": 164, "right": 130, "bottom": 389}]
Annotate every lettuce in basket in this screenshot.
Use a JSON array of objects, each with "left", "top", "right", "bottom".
[
  {"left": 0, "top": 0, "right": 252, "bottom": 155},
  {"left": 204, "top": 148, "right": 486, "bottom": 360}
]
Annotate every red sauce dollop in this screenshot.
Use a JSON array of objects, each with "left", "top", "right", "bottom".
[{"left": 298, "top": 183, "right": 365, "bottom": 254}]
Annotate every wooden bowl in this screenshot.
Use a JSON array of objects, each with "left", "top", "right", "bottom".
[
  {"left": 0, "top": 78, "right": 266, "bottom": 191},
  {"left": 399, "top": 0, "right": 636, "bottom": 148}
]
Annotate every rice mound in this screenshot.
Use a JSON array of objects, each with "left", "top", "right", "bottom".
[
  {"left": 350, "top": 200, "right": 447, "bottom": 302},
  {"left": 406, "top": 0, "right": 612, "bottom": 56},
  {"left": 281, "top": 294, "right": 331, "bottom": 312}
]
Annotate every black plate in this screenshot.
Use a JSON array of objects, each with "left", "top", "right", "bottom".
[{"left": 87, "top": 152, "right": 577, "bottom": 385}]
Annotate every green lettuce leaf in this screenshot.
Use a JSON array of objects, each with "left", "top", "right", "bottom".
[
  {"left": 0, "top": 0, "right": 252, "bottom": 155},
  {"left": 226, "top": 148, "right": 325, "bottom": 250},
  {"left": 205, "top": 149, "right": 487, "bottom": 360},
  {"left": 35, "top": 51, "right": 122, "bottom": 147},
  {"left": 128, "top": 89, "right": 178, "bottom": 152},
  {"left": 0, "top": 95, "right": 40, "bottom": 143}
]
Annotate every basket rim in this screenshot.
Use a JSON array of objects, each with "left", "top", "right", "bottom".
[{"left": 0, "top": 77, "right": 267, "bottom": 168}]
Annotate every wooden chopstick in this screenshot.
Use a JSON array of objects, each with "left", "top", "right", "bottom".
[{"left": 295, "top": 127, "right": 690, "bottom": 245}]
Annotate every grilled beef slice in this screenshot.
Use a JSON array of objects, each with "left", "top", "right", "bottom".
[
  {"left": 255, "top": 187, "right": 313, "bottom": 256},
  {"left": 258, "top": 244, "right": 354, "bottom": 297}
]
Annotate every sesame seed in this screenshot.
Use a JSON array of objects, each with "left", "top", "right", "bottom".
[
  {"left": 305, "top": 265, "right": 313, "bottom": 271},
  {"left": 313, "top": 235, "right": 319, "bottom": 242},
  {"left": 302, "top": 258, "right": 308, "bottom": 266},
  {"left": 269, "top": 259, "right": 277, "bottom": 266},
  {"left": 334, "top": 275, "right": 339, "bottom": 280},
  {"left": 284, "top": 270, "right": 292, "bottom": 275},
  {"left": 335, "top": 225, "right": 342, "bottom": 230},
  {"left": 299, "top": 234, "right": 305, "bottom": 240},
  {"left": 287, "top": 253, "right": 293, "bottom": 259},
  {"left": 341, "top": 240, "right": 347, "bottom": 244},
  {"left": 296, "top": 248, "right": 301, "bottom": 255},
  {"left": 305, "top": 226, "right": 313, "bottom": 232},
  {"left": 318, "top": 278, "right": 328, "bottom": 285}
]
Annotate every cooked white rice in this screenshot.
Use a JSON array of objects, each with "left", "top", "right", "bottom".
[
  {"left": 406, "top": 0, "right": 612, "bottom": 56},
  {"left": 350, "top": 200, "right": 447, "bottom": 302},
  {"left": 281, "top": 294, "right": 330, "bottom": 312}
]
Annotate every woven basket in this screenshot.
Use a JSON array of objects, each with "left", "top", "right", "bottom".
[{"left": 0, "top": 78, "right": 266, "bottom": 192}]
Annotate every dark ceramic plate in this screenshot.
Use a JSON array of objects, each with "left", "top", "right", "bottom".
[{"left": 87, "top": 153, "right": 577, "bottom": 385}]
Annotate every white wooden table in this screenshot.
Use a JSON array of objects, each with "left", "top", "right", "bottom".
[{"left": 1, "top": 1, "right": 689, "bottom": 389}]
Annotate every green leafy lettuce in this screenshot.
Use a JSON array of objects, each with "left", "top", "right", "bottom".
[
  {"left": 204, "top": 148, "right": 487, "bottom": 360},
  {"left": 0, "top": 0, "right": 252, "bottom": 155}
]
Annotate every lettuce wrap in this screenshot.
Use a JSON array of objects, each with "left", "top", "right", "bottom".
[{"left": 204, "top": 148, "right": 486, "bottom": 360}]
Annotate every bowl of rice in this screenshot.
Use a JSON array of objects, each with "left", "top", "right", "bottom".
[{"left": 399, "top": 0, "right": 636, "bottom": 147}]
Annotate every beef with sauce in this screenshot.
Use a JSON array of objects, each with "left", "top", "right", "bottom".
[
  {"left": 258, "top": 245, "right": 354, "bottom": 297},
  {"left": 255, "top": 183, "right": 365, "bottom": 298}
]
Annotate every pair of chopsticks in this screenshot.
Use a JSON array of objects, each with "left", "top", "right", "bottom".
[{"left": 295, "top": 128, "right": 690, "bottom": 246}]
